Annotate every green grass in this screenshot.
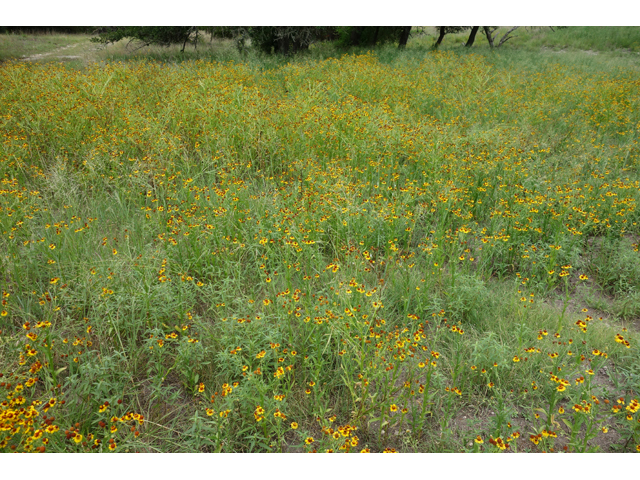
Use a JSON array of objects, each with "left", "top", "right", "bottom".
[
  {"left": 0, "top": 32, "right": 95, "bottom": 63},
  {"left": 410, "top": 26, "right": 640, "bottom": 53},
  {"left": 508, "top": 26, "right": 640, "bottom": 52},
  {"left": 1, "top": 28, "right": 640, "bottom": 453}
]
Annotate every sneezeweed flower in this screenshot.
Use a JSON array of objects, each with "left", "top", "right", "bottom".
[
  {"left": 390, "top": 404, "right": 398, "bottom": 412},
  {"left": 206, "top": 408, "right": 214, "bottom": 416},
  {"left": 291, "top": 422, "right": 298, "bottom": 429},
  {"left": 493, "top": 437, "right": 508, "bottom": 450},
  {"left": 198, "top": 383, "right": 205, "bottom": 393},
  {"left": 474, "top": 435, "right": 483, "bottom": 444},
  {"left": 254, "top": 406, "right": 265, "bottom": 422},
  {"left": 304, "top": 437, "right": 314, "bottom": 445}
]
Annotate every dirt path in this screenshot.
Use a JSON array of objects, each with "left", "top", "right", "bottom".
[{"left": 21, "top": 40, "right": 99, "bottom": 63}]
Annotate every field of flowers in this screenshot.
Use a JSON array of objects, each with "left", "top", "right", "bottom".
[{"left": 1, "top": 45, "right": 640, "bottom": 452}]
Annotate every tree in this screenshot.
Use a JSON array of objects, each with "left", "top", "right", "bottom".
[
  {"left": 91, "top": 27, "right": 197, "bottom": 52},
  {"left": 242, "top": 27, "right": 333, "bottom": 55},
  {"left": 398, "top": 27, "right": 412, "bottom": 49},
  {"left": 483, "top": 26, "right": 519, "bottom": 48},
  {"left": 338, "top": 27, "right": 407, "bottom": 48},
  {"left": 464, "top": 26, "right": 480, "bottom": 47},
  {"left": 434, "top": 26, "right": 470, "bottom": 48}
]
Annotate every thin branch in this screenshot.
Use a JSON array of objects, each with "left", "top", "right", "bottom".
[{"left": 497, "top": 26, "right": 520, "bottom": 47}]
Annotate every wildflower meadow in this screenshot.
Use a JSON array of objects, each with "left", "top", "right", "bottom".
[{"left": 1, "top": 29, "right": 640, "bottom": 453}]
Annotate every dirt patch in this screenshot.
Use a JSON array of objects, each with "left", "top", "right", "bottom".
[
  {"left": 20, "top": 42, "right": 99, "bottom": 63},
  {"left": 22, "top": 43, "right": 74, "bottom": 61}
]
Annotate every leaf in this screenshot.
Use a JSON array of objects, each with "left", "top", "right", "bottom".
[
  {"left": 562, "top": 419, "right": 573, "bottom": 429},
  {"left": 55, "top": 367, "right": 67, "bottom": 375}
]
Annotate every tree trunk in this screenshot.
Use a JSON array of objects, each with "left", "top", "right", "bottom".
[
  {"left": 350, "top": 26, "right": 363, "bottom": 46},
  {"left": 277, "top": 35, "right": 289, "bottom": 56},
  {"left": 434, "top": 26, "right": 446, "bottom": 47},
  {"left": 372, "top": 26, "right": 380, "bottom": 46},
  {"left": 483, "top": 26, "right": 495, "bottom": 48},
  {"left": 465, "top": 26, "right": 479, "bottom": 47},
  {"left": 398, "top": 26, "right": 411, "bottom": 49}
]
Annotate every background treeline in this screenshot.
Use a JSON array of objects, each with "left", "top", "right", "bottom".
[
  {"left": 88, "top": 26, "right": 418, "bottom": 54},
  {"left": 0, "top": 26, "right": 525, "bottom": 54},
  {"left": 0, "top": 26, "right": 94, "bottom": 34}
]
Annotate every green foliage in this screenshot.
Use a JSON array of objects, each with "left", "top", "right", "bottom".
[
  {"left": 244, "top": 27, "right": 334, "bottom": 55},
  {"left": 588, "top": 237, "right": 640, "bottom": 296},
  {"left": 200, "top": 26, "right": 236, "bottom": 39},
  {"left": 335, "top": 27, "right": 406, "bottom": 48},
  {"left": 91, "top": 27, "right": 196, "bottom": 49}
]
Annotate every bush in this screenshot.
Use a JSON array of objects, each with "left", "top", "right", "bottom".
[
  {"left": 335, "top": 27, "right": 406, "bottom": 47},
  {"left": 91, "top": 27, "right": 196, "bottom": 50},
  {"left": 245, "top": 27, "right": 334, "bottom": 55}
]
